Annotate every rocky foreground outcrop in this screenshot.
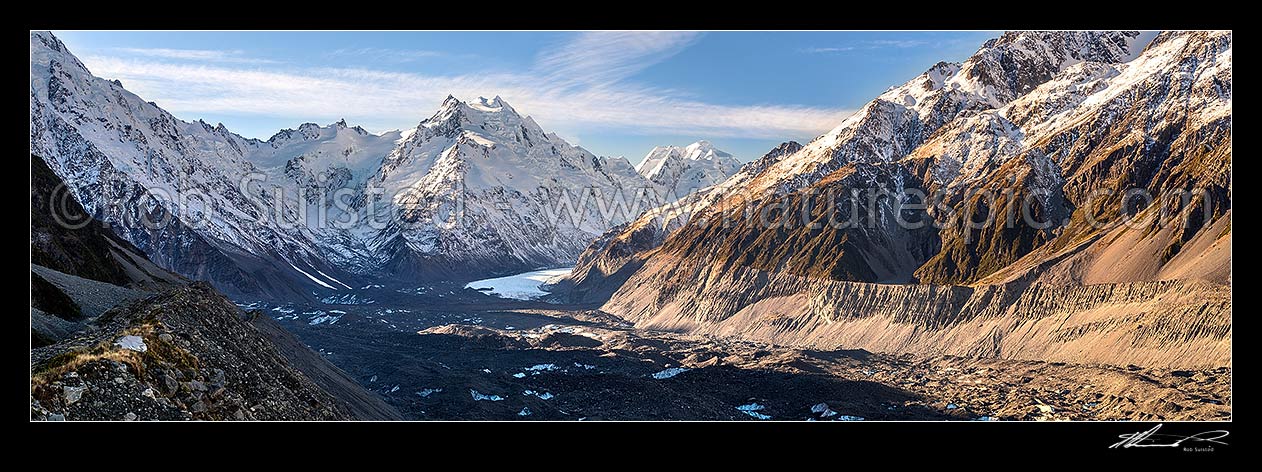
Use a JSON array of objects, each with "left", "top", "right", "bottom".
[
  {"left": 32, "top": 284, "right": 343, "bottom": 420},
  {"left": 31, "top": 154, "right": 400, "bottom": 420}
]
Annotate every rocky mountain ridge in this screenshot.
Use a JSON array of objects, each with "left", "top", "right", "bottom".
[
  {"left": 29, "top": 31, "right": 741, "bottom": 300},
  {"left": 560, "top": 31, "right": 1231, "bottom": 369}
]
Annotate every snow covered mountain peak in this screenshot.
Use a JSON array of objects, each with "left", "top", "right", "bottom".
[
  {"left": 30, "top": 30, "right": 86, "bottom": 73},
  {"left": 470, "top": 95, "right": 513, "bottom": 112},
  {"left": 378, "top": 94, "right": 594, "bottom": 188},
  {"left": 638, "top": 140, "right": 734, "bottom": 173},
  {"left": 266, "top": 120, "right": 376, "bottom": 145},
  {"left": 735, "top": 30, "right": 1154, "bottom": 198},
  {"left": 417, "top": 94, "right": 535, "bottom": 141},
  {"left": 431, "top": 94, "right": 515, "bottom": 116},
  {"left": 357, "top": 94, "right": 661, "bottom": 279},
  {"left": 636, "top": 141, "right": 741, "bottom": 199},
  {"left": 31, "top": 30, "right": 663, "bottom": 297},
  {"left": 683, "top": 140, "right": 731, "bottom": 160}
]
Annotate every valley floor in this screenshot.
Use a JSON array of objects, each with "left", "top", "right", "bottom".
[{"left": 257, "top": 290, "right": 1231, "bottom": 421}]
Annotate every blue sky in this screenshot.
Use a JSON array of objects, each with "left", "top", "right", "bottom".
[{"left": 52, "top": 31, "right": 998, "bottom": 163}]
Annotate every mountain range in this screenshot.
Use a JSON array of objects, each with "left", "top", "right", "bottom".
[
  {"left": 29, "top": 31, "right": 740, "bottom": 300},
  {"left": 561, "top": 30, "right": 1231, "bottom": 368},
  {"left": 30, "top": 30, "right": 1231, "bottom": 370}
]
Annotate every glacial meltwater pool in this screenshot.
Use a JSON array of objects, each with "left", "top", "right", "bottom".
[{"left": 463, "top": 267, "right": 573, "bottom": 300}]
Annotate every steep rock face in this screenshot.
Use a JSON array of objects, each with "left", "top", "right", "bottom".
[
  {"left": 31, "top": 154, "right": 182, "bottom": 290},
  {"left": 556, "top": 142, "right": 803, "bottom": 303},
  {"left": 591, "top": 32, "right": 1154, "bottom": 296},
  {"left": 595, "top": 31, "right": 1230, "bottom": 369},
  {"left": 620, "top": 30, "right": 1228, "bottom": 289},
  {"left": 32, "top": 153, "right": 181, "bottom": 347},
  {"left": 737, "top": 31, "right": 1146, "bottom": 201},
  {"left": 664, "top": 161, "right": 933, "bottom": 283},
  {"left": 917, "top": 31, "right": 1231, "bottom": 285}
]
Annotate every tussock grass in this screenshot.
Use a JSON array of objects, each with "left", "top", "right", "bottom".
[{"left": 31, "top": 322, "right": 199, "bottom": 390}]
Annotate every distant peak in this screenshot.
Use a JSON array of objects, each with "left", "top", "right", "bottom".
[
  {"left": 418, "top": 94, "right": 531, "bottom": 139},
  {"left": 335, "top": 118, "right": 348, "bottom": 128},
  {"left": 684, "top": 140, "right": 733, "bottom": 160},
  {"left": 438, "top": 94, "right": 464, "bottom": 109},
  {"left": 421, "top": 95, "right": 470, "bottom": 132},
  {"left": 470, "top": 95, "right": 517, "bottom": 114}
]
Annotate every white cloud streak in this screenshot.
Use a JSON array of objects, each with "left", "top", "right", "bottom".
[
  {"left": 113, "top": 47, "right": 278, "bottom": 64},
  {"left": 327, "top": 47, "right": 447, "bottom": 62},
  {"left": 865, "top": 39, "right": 931, "bottom": 48},
  {"left": 80, "top": 32, "right": 854, "bottom": 142},
  {"left": 803, "top": 47, "right": 856, "bottom": 53},
  {"left": 534, "top": 31, "right": 701, "bottom": 88},
  {"left": 803, "top": 39, "right": 935, "bottom": 54}
]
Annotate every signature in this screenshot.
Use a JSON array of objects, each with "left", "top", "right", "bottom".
[{"left": 1110, "top": 424, "right": 1230, "bottom": 449}]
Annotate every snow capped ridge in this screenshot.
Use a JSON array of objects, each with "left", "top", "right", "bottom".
[
  {"left": 30, "top": 30, "right": 353, "bottom": 299},
  {"left": 428, "top": 94, "right": 515, "bottom": 121},
  {"left": 413, "top": 94, "right": 538, "bottom": 146},
  {"left": 635, "top": 140, "right": 741, "bottom": 200},
  {"left": 636, "top": 140, "right": 735, "bottom": 174},
  {"left": 264, "top": 119, "right": 377, "bottom": 146},
  {"left": 366, "top": 94, "right": 662, "bottom": 280},
  {"left": 470, "top": 95, "right": 514, "bottom": 113},
  {"left": 377, "top": 94, "right": 585, "bottom": 187},
  {"left": 908, "top": 30, "right": 1229, "bottom": 193},
  {"left": 34, "top": 28, "right": 1222, "bottom": 306},
  {"left": 28, "top": 30, "right": 664, "bottom": 298},
  {"left": 682, "top": 140, "right": 733, "bottom": 161},
  {"left": 30, "top": 30, "right": 87, "bottom": 73},
  {"left": 566, "top": 29, "right": 1229, "bottom": 320},
  {"left": 732, "top": 30, "right": 1151, "bottom": 199}
]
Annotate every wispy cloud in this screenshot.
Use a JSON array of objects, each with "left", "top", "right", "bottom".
[
  {"left": 80, "top": 32, "right": 853, "bottom": 142},
  {"left": 534, "top": 31, "right": 702, "bottom": 88},
  {"left": 113, "top": 47, "right": 278, "bottom": 64},
  {"left": 327, "top": 47, "right": 448, "bottom": 62},
  {"left": 803, "top": 47, "right": 856, "bottom": 53},
  {"left": 802, "top": 39, "right": 934, "bottom": 54},
  {"left": 864, "top": 39, "right": 931, "bottom": 48}
]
